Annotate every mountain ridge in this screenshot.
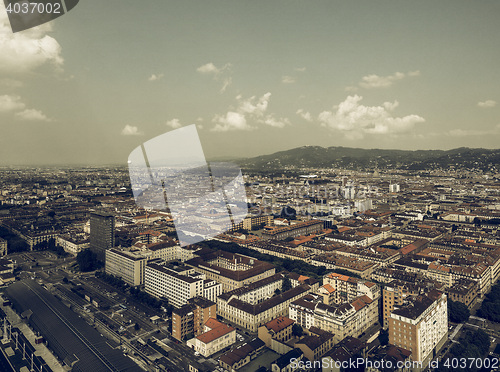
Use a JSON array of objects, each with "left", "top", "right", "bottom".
[{"left": 237, "top": 146, "right": 500, "bottom": 172}]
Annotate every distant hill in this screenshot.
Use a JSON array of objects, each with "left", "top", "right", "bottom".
[{"left": 238, "top": 146, "right": 500, "bottom": 172}]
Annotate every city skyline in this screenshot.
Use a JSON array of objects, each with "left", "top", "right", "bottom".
[{"left": 1, "top": 1, "right": 500, "bottom": 166}]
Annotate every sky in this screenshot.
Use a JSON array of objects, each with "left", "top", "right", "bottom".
[{"left": 0, "top": 0, "right": 499, "bottom": 166}]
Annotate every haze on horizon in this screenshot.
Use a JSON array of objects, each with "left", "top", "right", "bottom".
[{"left": 1, "top": 1, "right": 499, "bottom": 166}]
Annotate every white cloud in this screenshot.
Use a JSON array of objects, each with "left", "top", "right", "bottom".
[
  {"left": 262, "top": 116, "right": 290, "bottom": 128},
  {"left": 477, "top": 100, "right": 497, "bottom": 108},
  {"left": 357, "top": 70, "right": 419, "bottom": 89},
  {"left": 360, "top": 72, "right": 405, "bottom": 89},
  {"left": 318, "top": 95, "right": 425, "bottom": 138},
  {"left": 197, "top": 62, "right": 219, "bottom": 75},
  {"left": 296, "top": 109, "right": 312, "bottom": 122},
  {"left": 15, "top": 108, "right": 50, "bottom": 121},
  {"left": 0, "top": 94, "right": 25, "bottom": 112},
  {"left": 197, "top": 62, "right": 232, "bottom": 93},
  {"left": 121, "top": 125, "right": 143, "bottom": 136},
  {"left": 0, "top": 94, "right": 51, "bottom": 121},
  {"left": 166, "top": 118, "right": 183, "bottom": 129},
  {"left": 0, "top": 5, "right": 63, "bottom": 73},
  {"left": 220, "top": 77, "right": 232, "bottom": 93},
  {"left": 294, "top": 67, "right": 306, "bottom": 72},
  {"left": 212, "top": 92, "right": 289, "bottom": 131},
  {"left": 212, "top": 111, "right": 250, "bottom": 132},
  {"left": 238, "top": 93, "right": 271, "bottom": 116},
  {"left": 448, "top": 124, "right": 500, "bottom": 137},
  {"left": 282, "top": 75, "right": 295, "bottom": 84},
  {"left": 148, "top": 73, "right": 164, "bottom": 81}
]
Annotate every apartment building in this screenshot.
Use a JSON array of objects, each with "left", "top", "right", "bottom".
[
  {"left": 258, "top": 316, "right": 295, "bottom": 347},
  {"left": 202, "top": 279, "right": 223, "bottom": 303},
  {"left": 219, "top": 338, "right": 266, "bottom": 372},
  {"left": 323, "top": 272, "right": 380, "bottom": 304},
  {"left": 217, "top": 273, "right": 283, "bottom": 306},
  {"left": 145, "top": 262, "right": 203, "bottom": 308},
  {"left": 290, "top": 294, "right": 378, "bottom": 344},
  {"left": 389, "top": 290, "right": 447, "bottom": 365},
  {"left": 143, "top": 240, "right": 198, "bottom": 262},
  {"left": 289, "top": 295, "right": 317, "bottom": 331},
  {"left": 217, "top": 284, "right": 311, "bottom": 332},
  {"left": 187, "top": 318, "right": 235, "bottom": 357},
  {"left": 332, "top": 245, "right": 400, "bottom": 267},
  {"left": 311, "top": 254, "right": 377, "bottom": 279},
  {"left": 89, "top": 211, "right": 115, "bottom": 261},
  {"left": 382, "top": 280, "right": 430, "bottom": 329},
  {"left": 261, "top": 220, "right": 324, "bottom": 240},
  {"left": 230, "top": 215, "right": 274, "bottom": 231},
  {"left": 316, "top": 296, "right": 377, "bottom": 344},
  {"left": 56, "top": 234, "right": 89, "bottom": 256},
  {"left": 105, "top": 248, "right": 147, "bottom": 286},
  {"left": 171, "top": 297, "right": 216, "bottom": 341},
  {"left": 295, "top": 328, "right": 335, "bottom": 363},
  {"left": 0, "top": 237, "right": 7, "bottom": 256},
  {"left": 446, "top": 278, "right": 479, "bottom": 309},
  {"left": 185, "top": 250, "right": 276, "bottom": 292}
]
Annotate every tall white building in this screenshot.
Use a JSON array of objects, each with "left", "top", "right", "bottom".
[
  {"left": 145, "top": 262, "right": 204, "bottom": 308},
  {"left": 389, "top": 183, "right": 400, "bottom": 193},
  {"left": 389, "top": 290, "right": 448, "bottom": 365},
  {"left": 105, "top": 248, "right": 147, "bottom": 286}
]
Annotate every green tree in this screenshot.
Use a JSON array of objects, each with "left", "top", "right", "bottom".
[
  {"left": 448, "top": 300, "right": 470, "bottom": 323},
  {"left": 280, "top": 206, "right": 297, "bottom": 220},
  {"left": 282, "top": 277, "right": 292, "bottom": 291},
  {"left": 76, "top": 249, "right": 99, "bottom": 272},
  {"left": 470, "top": 328, "right": 490, "bottom": 356},
  {"left": 292, "top": 324, "right": 303, "bottom": 337},
  {"left": 478, "top": 282, "right": 500, "bottom": 322}
]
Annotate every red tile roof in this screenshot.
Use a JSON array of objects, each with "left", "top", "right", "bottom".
[
  {"left": 196, "top": 320, "right": 234, "bottom": 344},
  {"left": 264, "top": 316, "right": 294, "bottom": 333}
]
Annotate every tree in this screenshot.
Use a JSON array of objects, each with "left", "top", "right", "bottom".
[
  {"left": 280, "top": 206, "right": 297, "bottom": 220},
  {"left": 292, "top": 324, "right": 303, "bottom": 337},
  {"left": 274, "top": 288, "right": 281, "bottom": 296},
  {"left": 448, "top": 300, "right": 470, "bottom": 323},
  {"left": 470, "top": 328, "right": 490, "bottom": 356},
  {"left": 282, "top": 277, "right": 292, "bottom": 292},
  {"left": 478, "top": 282, "right": 500, "bottom": 322},
  {"left": 134, "top": 323, "right": 140, "bottom": 331},
  {"left": 76, "top": 249, "right": 99, "bottom": 272}
]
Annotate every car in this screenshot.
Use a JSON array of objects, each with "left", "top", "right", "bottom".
[{"left": 194, "top": 351, "right": 200, "bottom": 356}]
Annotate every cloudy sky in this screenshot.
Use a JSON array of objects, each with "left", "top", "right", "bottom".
[{"left": 0, "top": 1, "right": 499, "bottom": 165}]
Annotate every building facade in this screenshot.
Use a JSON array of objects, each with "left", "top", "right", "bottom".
[
  {"left": 172, "top": 297, "right": 216, "bottom": 341},
  {"left": 0, "top": 237, "right": 7, "bottom": 256},
  {"left": 105, "top": 248, "right": 147, "bottom": 286},
  {"left": 389, "top": 291, "right": 447, "bottom": 365},
  {"left": 145, "top": 262, "right": 203, "bottom": 308},
  {"left": 89, "top": 211, "right": 115, "bottom": 261}
]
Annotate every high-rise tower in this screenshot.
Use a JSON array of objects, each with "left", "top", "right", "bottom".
[{"left": 90, "top": 211, "right": 115, "bottom": 261}]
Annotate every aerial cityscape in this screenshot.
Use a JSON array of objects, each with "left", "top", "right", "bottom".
[{"left": 1, "top": 1, "right": 500, "bottom": 372}]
